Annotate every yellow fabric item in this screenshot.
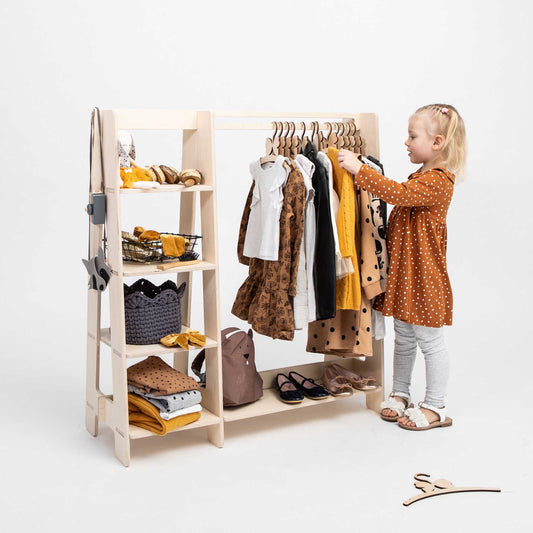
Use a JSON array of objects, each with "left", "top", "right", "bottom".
[
  {"left": 120, "top": 167, "right": 153, "bottom": 189},
  {"left": 186, "top": 329, "right": 206, "bottom": 348},
  {"left": 160, "top": 329, "right": 206, "bottom": 350},
  {"left": 327, "top": 147, "right": 361, "bottom": 311},
  {"left": 138, "top": 230, "right": 161, "bottom": 242},
  {"left": 160, "top": 333, "right": 190, "bottom": 350},
  {"left": 160, "top": 234, "right": 186, "bottom": 257},
  {"left": 128, "top": 393, "right": 201, "bottom": 436}
]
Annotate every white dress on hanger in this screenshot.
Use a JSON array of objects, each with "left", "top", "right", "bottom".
[
  {"left": 293, "top": 154, "right": 317, "bottom": 328},
  {"left": 243, "top": 155, "right": 289, "bottom": 261}
]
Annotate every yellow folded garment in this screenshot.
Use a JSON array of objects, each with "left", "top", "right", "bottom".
[
  {"left": 120, "top": 167, "right": 153, "bottom": 189},
  {"left": 128, "top": 393, "right": 201, "bottom": 436},
  {"left": 160, "top": 234, "right": 186, "bottom": 257},
  {"left": 160, "top": 329, "right": 206, "bottom": 350},
  {"left": 187, "top": 329, "right": 206, "bottom": 348},
  {"left": 160, "top": 333, "right": 190, "bottom": 350}
]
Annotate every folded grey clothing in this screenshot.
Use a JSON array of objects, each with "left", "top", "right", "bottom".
[{"left": 128, "top": 385, "right": 202, "bottom": 413}]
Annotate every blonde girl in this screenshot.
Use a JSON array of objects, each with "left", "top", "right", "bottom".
[{"left": 337, "top": 104, "right": 467, "bottom": 430}]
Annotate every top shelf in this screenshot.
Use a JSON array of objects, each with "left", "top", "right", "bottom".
[{"left": 119, "top": 184, "right": 213, "bottom": 194}]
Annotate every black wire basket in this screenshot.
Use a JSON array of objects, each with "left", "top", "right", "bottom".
[{"left": 122, "top": 232, "right": 202, "bottom": 263}]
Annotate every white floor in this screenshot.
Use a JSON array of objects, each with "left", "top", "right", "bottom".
[{"left": 1, "top": 317, "right": 531, "bottom": 533}]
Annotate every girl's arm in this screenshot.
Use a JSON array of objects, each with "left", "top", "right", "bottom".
[
  {"left": 353, "top": 164, "right": 449, "bottom": 207},
  {"left": 336, "top": 149, "right": 451, "bottom": 207}
]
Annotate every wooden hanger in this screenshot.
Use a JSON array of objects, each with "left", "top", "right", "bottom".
[
  {"left": 278, "top": 122, "right": 289, "bottom": 156},
  {"left": 261, "top": 122, "right": 280, "bottom": 164},
  {"left": 337, "top": 123, "right": 345, "bottom": 149},
  {"left": 273, "top": 121, "right": 282, "bottom": 155},
  {"left": 327, "top": 122, "right": 338, "bottom": 148},
  {"left": 348, "top": 122, "right": 356, "bottom": 151},
  {"left": 299, "top": 121, "right": 308, "bottom": 153},
  {"left": 288, "top": 122, "right": 300, "bottom": 159},
  {"left": 309, "top": 121, "right": 318, "bottom": 151},
  {"left": 318, "top": 123, "right": 326, "bottom": 152},
  {"left": 265, "top": 121, "right": 278, "bottom": 156}
]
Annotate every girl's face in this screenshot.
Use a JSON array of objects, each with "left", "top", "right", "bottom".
[{"left": 405, "top": 114, "right": 441, "bottom": 165}]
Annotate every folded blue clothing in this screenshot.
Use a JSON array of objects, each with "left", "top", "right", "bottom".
[{"left": 127, "top": 385, "right": 202, "bottom": 413}]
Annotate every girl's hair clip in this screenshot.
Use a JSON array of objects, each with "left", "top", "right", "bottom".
[{"left": 441, "top": 107, "right": 449, "bottom": 114}]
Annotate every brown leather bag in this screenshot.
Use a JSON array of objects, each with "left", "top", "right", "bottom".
[{"left": 192, "top": 327, "right": 263, "bottom": 407}]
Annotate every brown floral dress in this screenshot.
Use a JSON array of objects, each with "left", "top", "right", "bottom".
[{"left": 231, "top": 162, "right": 306, "bottom": 340}]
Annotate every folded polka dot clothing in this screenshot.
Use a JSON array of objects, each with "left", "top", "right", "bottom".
[
  {"left": 127, "top": 355, "right": 200, "bottom": 396},
  {"left": 354, "top": 164, "right": 455, "bottom": 327}
]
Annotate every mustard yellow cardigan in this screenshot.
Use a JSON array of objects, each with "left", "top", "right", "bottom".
[{"left": 327, "top": 147, "right": 361, "bottom": 311}]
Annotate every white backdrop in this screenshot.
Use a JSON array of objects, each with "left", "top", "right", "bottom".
[{"left": 1, "top": 0, "right": 532, "bottom": 531}]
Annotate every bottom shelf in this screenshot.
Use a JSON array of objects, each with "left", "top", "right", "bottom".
[
  {"left": 128, "top": 406, "right": 221, "bottom": 440},
  {"left": 223, "top": 386, "right": 382, "bottom": 423}
]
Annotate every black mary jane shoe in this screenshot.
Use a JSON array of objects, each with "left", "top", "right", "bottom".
[
  {"left": 288, "top": 371, "right": 330, "bottom": 400},
  {"left": 276, "top": 373, "right": 304, "bottom": 404}
]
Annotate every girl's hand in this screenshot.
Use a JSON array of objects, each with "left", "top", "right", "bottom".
[{"left": 337, "top": 149, "right": 363, "bottom": 175}]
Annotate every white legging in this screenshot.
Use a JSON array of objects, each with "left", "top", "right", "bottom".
[{"left": 392, "top": 318, "right": 449, "bottom": 408}]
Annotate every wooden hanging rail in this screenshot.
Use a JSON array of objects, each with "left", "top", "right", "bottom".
[{"left": 214, "top": 111, "right": 361, "bottom": 131}]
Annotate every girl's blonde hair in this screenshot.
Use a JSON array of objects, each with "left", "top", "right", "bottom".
[{"left": 414, "top": 103, "right": 467, "bottom": 178}]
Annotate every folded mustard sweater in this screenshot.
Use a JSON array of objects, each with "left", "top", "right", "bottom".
[{"left": 128, "top": 393, "right": 201, "bottom": 436}]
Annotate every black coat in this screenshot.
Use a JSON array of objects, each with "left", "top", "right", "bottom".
[{"left": 303, "top": 142, "right": 336, "bottom": 320}]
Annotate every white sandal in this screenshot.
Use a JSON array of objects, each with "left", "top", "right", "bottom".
[
  {"left": 380, "top": 392, "right": 412, "bottom": 422},
  {"left": 398, "top": 402, "right": 453, "bottom": 431}
]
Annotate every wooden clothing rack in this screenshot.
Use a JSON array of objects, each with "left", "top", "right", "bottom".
[{"left": 85, "top": 109, "right": 384, "bottom": 466}]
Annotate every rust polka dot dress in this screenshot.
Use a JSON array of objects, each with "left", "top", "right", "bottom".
[{"left": 354, "top": 164, "right": 455, "bottom": 328}]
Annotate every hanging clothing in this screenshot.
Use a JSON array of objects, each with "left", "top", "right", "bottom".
[
  {"left": 372, "top": 308, "right": 386, "bottom": 340},
  {"left": 327, "top": 147, "right": 361, "bottom": 311},
  {"left": 307, "top": 154, "right": 388, "bottom": 358},
  {"left": 354, "top": 164, "right": 455, "bottom": 327},
  {"left": 361, "top": 156, "right": 389, "bottom": 291},
  {"left": 316, "top": 151, "right": 354, "bottom": 280},
  {"left": 357, "top": 187, "right": 384, "bottom": 300},
  {"left": 293, "top": 154, "right": 317, "bottom": 327},
  {"left": 243, "top": 155, "right": 290, "bottom": 261},
  {"left": 303, "top": 142, "right": 336, "bottom": 320},
  {"left": 232, "top": 161, "right": 306, "bottom": 340}
]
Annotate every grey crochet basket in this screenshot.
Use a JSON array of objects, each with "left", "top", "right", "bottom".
[{"left": 124, "top": 279, "right": 186, "bottom": 345}]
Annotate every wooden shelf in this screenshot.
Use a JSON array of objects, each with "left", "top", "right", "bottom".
[
  {"left": 120, "top": 260, "right": 216, "bottom": 277},
  {"left": 128, "top": 407, "right": 220, "bottom": 440},
  {"left": 223, "top": 387, "right": 383, "bottom": 423},
  {"left": 119, "top": 184, "right": 213, "bottom": 194},
  {"left": 100, "top": 327, "right": 217, "bottom": 358}
]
